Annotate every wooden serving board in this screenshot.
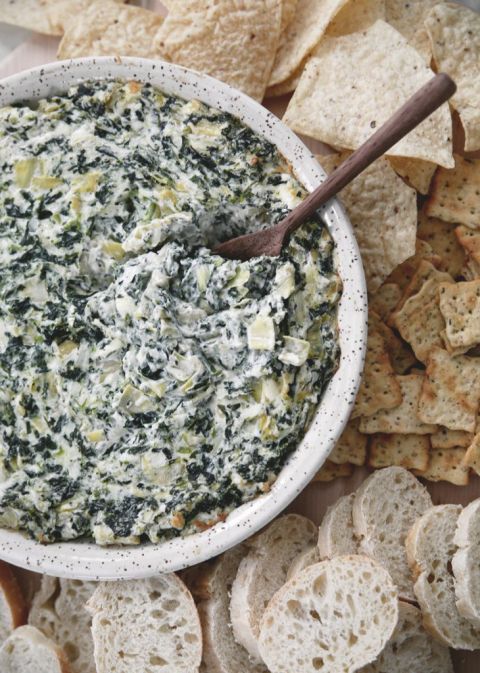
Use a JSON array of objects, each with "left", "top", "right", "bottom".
[{"left": 0, "top": 17, "right": 479, "bottom": 672}]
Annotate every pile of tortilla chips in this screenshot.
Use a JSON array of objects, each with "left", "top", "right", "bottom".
[{"left": 2, "top": 0, "right": 480, "bottom": 486}]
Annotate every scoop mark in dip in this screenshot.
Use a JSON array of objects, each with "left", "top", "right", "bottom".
[{"left": 0, "top": 80, "right": 341, "bottom": 545}]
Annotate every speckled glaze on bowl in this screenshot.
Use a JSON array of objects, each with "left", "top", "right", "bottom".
[{"left": 0, "top": 57, "right": 367, "bottom": 579}]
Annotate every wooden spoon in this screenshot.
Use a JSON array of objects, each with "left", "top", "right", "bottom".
[{"left": 214, "top": 73, "right": 456, "bottom": 261}]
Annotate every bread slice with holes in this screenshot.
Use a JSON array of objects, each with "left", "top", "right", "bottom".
[
  {"left": 287, "top": 545, "right": 320, "bottom": 580},
  {"left": 318, "top": 493, "right": 359, "bottom": 559},
  {"left": 0, "top": 561, "right": 27, "bottom": 643},
  {"left": 28, "top": 576, "right": 97, "bottom": 673},
  {"left": 86, "top": 574, "right": 202, "bottom": 673},
  {"left": 0, "top": 625, "right": 72, "bottom": 673},
  {"left": 258, "top": 555, "right": 399, "bottom": 673},
  {"left": 193, "top": 545, "right": 268, "bottom": 673},
  {"left": 453, "top": 498, "right": 480, "bottom": 627},
  {"left": 230, "top": 514, "right": 317, "bottom": 662},
  {"left": 359, "top": 601, "right": 453, "bottom": 673},
  {"left": 406, "top": 504, "right": 480, "bottom": 649},
  {"left": 353, "top": 466, "right": 432, "bottom": 601}
]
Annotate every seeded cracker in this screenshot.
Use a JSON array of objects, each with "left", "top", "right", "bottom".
[
  {"left": 390, "top": 260, "right": 449, "bottom": 320},
  {"left": 57, "top": 1, "right": 165, "bottom": 59},
  {"left": 359, "top": 375, "right": 437, "bottom": 435},
  {"left": 0, "top": 0, "right": 60, "bottom": 35},
  {"left": 418, "top": 347, "right": 480, "bottom": 432},
  {"left": 414, "top": 448, "right": 470, "bottom": 486},
  {"left": 319, "top": 152, "right": 416, "bottom": 292},
  {"left": 425, "top": 3, "right": 480, "bottom": 152},
  {"left": 426, "top": 155, "right": 480, "bottom": 230},
  {"left": 439, "top": 280, "right": 480, "bottom": 354},
  {"left": 431, "top": 427, "right": 473, "bottom": 450},
  {"left": 370, "top": 283, "right": 402, "bottom": 321},
  {"left": 369, "top": 434, "right": 430, "bottom": 471},
  {"left": 284, "top": 21, "right": 453, "bottom": 167},
  {"left": 329, "top": 420, "right": 367, "bottom": 466},
  {"left": 268, "top": 0, "right": 350, "bottom": 87},
  {"left": 369, "top": 311, "right": 417, "bottom": 375},
  {"left": 463, "top": 433, "right": 480, "bottom": 476},
  {"left": 154, "top": 0, "right": 282, "bottom": 101},
  {"left": 313, "top": 461, "right": 353, "bottom": 481},
  {"left": 351, "top": 329, "right": 402, "bottom": 420},
  {"left": 456, "top": 226, "right": 480, "bottom": 267},
  {"left": 417, "top": 210, "right": 466, "bottom": 279}
]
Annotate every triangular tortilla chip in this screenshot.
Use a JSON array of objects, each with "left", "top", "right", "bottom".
[
  {"left": 280, "top": 0, "right": 298, "bottom": 32},
  {"left": 417, "top": 210, "right": 466, "bottom": 279},
  {"left": 369, "top": 433, "right": 430, "bottom": 471},
  {"left": 359, "top": 374, "right": 437, "bottom": 434},
  {"left": 329, "top": 420, "right": 367, "bottom": 466},
  {"left": 388, "top": 156, "right": 436, "bottom": 195},
  {"left": 418, "top": 347, "right": 480, "bottom": 432},
  {"left": 425, "top": 3, "right": 480, "bottom": 152},
  {"left": 319, "top": 151, "right": 416, "bottom": 292},
  {"left": 326, "top": 0, "right": 385, "bottom": 36},
  {"left": 155, "top": 0, "right": 282, "bottom": 101},
  {"left": 284, "top": 21, "right": 453, "bottom": 167},
  {"left": 414, "top": 447, "right": 470, "bottom": 486},
  {"left": 268, "top": 0, "right": 350, "bottom": 87},
  {"left": 0, "top": 0, "right": 60, "bottom": 35},
  {"left": 426, "top": 155, "right": 480, "bottom": 229},
  {"left": 44, "top": 0, "right": 126, "bottom": 32},
  {"left": 439, "top": 280, "right": 480, "bottom": 354},
  {"left": 57, "top": 1, "right": 165, "bottom": 59}
]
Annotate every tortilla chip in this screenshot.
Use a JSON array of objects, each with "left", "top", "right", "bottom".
[
  {"left": 0, "top": 0, "right": 60, "bottom": 35},
  {"left": 329, "top": 420, "right": 367, "bottom": 466},
  {"left": 385, "top": 240, "right": 441, "bottom": 291},
  {"left": 431, "top": 427, "right": 473, "bottom": 450},
  {"left": 425, "top": 3, "right": 480, "bottom": 152},
  {"left": 369, "top": 433, "right": 430, "bottom": 471},
  {"left": 439, "top": 280, "right": 480, "bottom": 354},
  {"left": 326, "top": 0, "right": 385, "bottom": 36},
  {"left": 456, "top": 225, "right": 480, "bottom": 267},
  {"left": 418, "top": 347, "right": 480, "bottom": 432},
  {"left": 155, "top": 0, "right": 281, "bottom": 101},
  {"left": 414, "top": 447, "right": 470, "bottom": 486},
  {"left": 44, "top": 0, "right": 126, "bottom": 32},
  {"left": 425, "top": 155, "right": 480, "bottom": 229},
  {"left": 463, "top": 433, "right": 480, "bottom": 476},
  {"left": 385, "top": 4, "right": 434, "bottom": 65},
  {"left": 417, "top": 210, "right": 466, "bottom": 279},
  {"left": 284, "top": 21, "right": 453, "bottom": 167},
  {"left": 280, "top": 0, "right": 298, "bottom": 32},
  {"left": 359, "top": 374, "right": 437, "bottom": 434},
  {"left": 57, "top": 1, "right": 165, "bottom": 59},
  {"left": 370, "top": 283, "right": 402, "bottom": 321},
  {"left": 319, "top": 151, "right": 416, "bottom": 292},
  {"left": 268, "top": 0, "right": 350, "bottom": 87},
  {"left": 388, "top": 156, "right": 436, "bottom": 194},
  {"left": 313, "top": 460, "right": 353, "bottom": 482},
  {"left": 370, "top": 311, "right": 417, "bottom": 375},
  {"left": 352, "top": 327, "right": 402, "bottom": 419},
  {"left": 265, "top": 66, "right": 304, "bottom": 98}
]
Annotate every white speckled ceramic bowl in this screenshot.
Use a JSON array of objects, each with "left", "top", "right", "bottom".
[{"left": 0, "top": 57, "right": 367, "bottom": 579}]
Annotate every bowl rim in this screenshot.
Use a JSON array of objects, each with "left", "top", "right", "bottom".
[{"left": 0, "top": 56, "right": 367, "bottom": 579}]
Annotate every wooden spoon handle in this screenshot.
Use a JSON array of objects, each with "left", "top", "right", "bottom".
[{"left": 282, "top": 72, "right": 456, "bottom": 238}]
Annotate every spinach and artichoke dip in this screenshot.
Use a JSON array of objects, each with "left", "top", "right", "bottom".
[{"left": 0, "top": 80, "right": 341, "bottom": 545}]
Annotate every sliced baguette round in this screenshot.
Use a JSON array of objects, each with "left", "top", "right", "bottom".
[
  {"left": 86, "top": 573, "right": 202, "bottom": 673},
  {"left": 453, "top": 497, "right": 480, "bottom": 627},
  {"left": 29, "top": 576, "right": 97, "bottom": 673},
  {"left": 230, "top": 514, "right": 317, "bottom": 662},
  {"left": 353, "top": 466, "right": 432, "bottom": 601},
  {"left": 195, "top": 545, "right": 268, "bottom": 673},
  {"left": 318, "top": 493, "right": 358, "bottom": 559},
  {"left": 359, "top": 601, "right": 453, "bottom": 673},
  {"left": 406, "top": 504, "right": 480, "bottom": 649},
  {"left": 0, "top": 560, "right": 28, "bottom": 643},
  {"left": 286, "top": 545, "right": 320, "bottom": 580},
  {"left": 0, "top": 625, "right": 72, "bottom": 673},
  {"left": 258, "top": 555, "right": 399, "bottom": 673}
]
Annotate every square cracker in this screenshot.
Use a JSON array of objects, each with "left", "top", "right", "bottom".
[
  {"left": 430, "top": 427, "right": 473, "bottom": 450},
  {"left": 439, "top": 280, "right": 480, "bottom": 354},
  {"left": 313, "top": 460, "right": 353, "bottom": 482},
  {"left": 369, "top": 433, "right": 430, "bottom": 471},
  {"left": 329, "top": 420, "right": 367, "bottom": 466},
  {"left": 284, "top": 21, "right": 453, "bottom": 168},
  {"left": 319, "top": 152, "right": 416, "bottom": 293},
  {"left": 414, "top": 447, "right": 470, "bottom": 486},
  {"left": 417, "top": 210, "right": 466, "bottom": 279},
  {"left": 425, "top": 155, "right": 480, "bottom": 230},
  {"left": 388, "top": 156, "right": 436, "bottom": 195},
  {"left": 155, "top": 0, "right": 282, "bottom": 101},
  {"left": 385, "top": 241, "right": 441, "bottom": 292},
  {"left": 351, "top": 328, "right": 402, "bottom": 419},
  {"left": 369, "top": 311, "right": 417, "bottom": 375},
  {"left": 370, "top": 283, "right": 402, "bottom": 322},
  {"left": 359, "top": 374, "right": 437, "bottom": 435},
  {"left": 463, "top": 433, "right": 480, "bottom": 476},
  {"left": 57, "top": 1, "right": 165, "bottom": 59},
  {"left": 425, "top": 3, "right": 480, "bottom": 152},
  {"left": 456, "top": 225, "right": 480, "bottom": 266},
  {"left": 418, "top": 347, "right": 480, "bottom": 432}
]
